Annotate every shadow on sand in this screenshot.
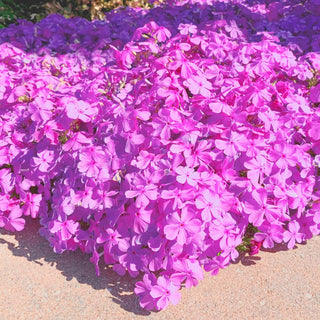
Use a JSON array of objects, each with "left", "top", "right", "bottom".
[{"left": 0, "top": 217, "right": 151, "bottom": 316}]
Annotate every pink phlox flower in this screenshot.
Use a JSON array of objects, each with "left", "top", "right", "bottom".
[
  {"left": 249, "top": 84, "right": 272, "bottom": 107},
  {"left": 185, "top": 140, "right": 214, "bottom": 168},
  {"left": 119, "top": 44, "right": 139, "bottom": 68},
  {"left": 215, "top": 131, "right": 248, "bottom": 157},
  {"left": 70, "top": 185, "right": 98, "bottom": 209},
  {"left": 151, "top": 109, "right": 182, "bottom": 141},
  {"left": 257, "top": 107, "right": 279, "bottom": 132},
  {"left": 208, "top": 101, "right": 233, "bottom": 115},
  {"left": 103, "top": 136, "right": 121, "bottom": 171},
  {"left": 287, "top": 183, "right": 310, "bottom": 218},
  {"left": 218, "top": 158, "right": 237, "bottom": 182},
  {"left": 131, "top": 150, "right": 157, "bottom": 170},
  {"left": 205, "top": 41, "right": 227, "bottom": 60},
  {"left": 178, "top": 23, "right": 197, "bottom": 35},
  {"left": 167, "top": 50, "right": 198, "bottom": 79},
  {"left": 157, "top": 76, "right": 183, "bottom": 107},
  {"left": 175, "top": 166, "right": 200, "bottom": 187},
  {"left": 268, "top": 143, "right": 297, "bottom": 169},
  {"left": 0, "top": 168, "right": 14, "bottom": 193},
  {"left": 0, "top": 194, "right": 12, "bottom": 212},
  {"left": 209, "top": 212, "right": 237, "bottom": 241},
  {"left": 30, "top": 96, "right": 54, "bottom": 123},
  {"left": 125, "top": 130, "right": 145, "bottom": 153},
  {"left": 244, "top": 155, "right": 272, "bottom": 188},
  {"left": 287, "top": 95, "right": 312, "bottom": 114},
  {"left": 296, "top": 213, "right": 317, "bottom": 240},
  {"left": 22, "top": 192, "right": 42, "bottom": 218},
  {"left": 139, "top": 40, "right": 160, "bottom": 54},
  {"left": 269, "top": 168, "right": 293, "bottom": 190},
  {"left": 220, "top": 234, "right": 243, "bottom": 261},
  {"left": 247, "top": 188, "right": 281, "bottom": 226},
  {"left": 135, "top": 273, "right": 158, "bottom": 311},
  {"left": 75, "top": 220, "right": 100, "bottom": 253},
  {"left": 164, "top": 207, "right": 202, "bottom": 245},
  {"left": 32, "top": 149, "right": 55, "bottom": 172},
  {"left": 208, "top": 212, "right": 242, "bottom": 260},
  {"left": 250, "top": 59, "right": 272, "bottom": 78},
  {"left": 92, "top": 185, "right": 118, "bottom": 210},
  {"left": 283, "top": 220, "right": 304, "bottom": 249},
  {"left": 170, "top": 138, "right": 193, "bottom": 158},
  {"left": 195, "top": 189, "right": 224, "bottom": 221},
  {"left": 161, "top": 186, "right": 195, "bottom": 210},
  {"left": 150, "top": 276, "right": 181, "bottom": 310},
  {"left": 154, "top": 26, "right": 171, "bottom": 42},
  {"left": 97, "top": 227, "right": 127, "bottom": 263},
  {"left": 49, "top": 218, "right": 79, "bottom": 241},
  {"left": 63, "top": 97, "right": 98, "bottom": 123},
  {"left": 203, "top": 254, "right": 230, "bottom": 276},
  {"left": 308, "top": 122, "right": 320, "bottom": 141},
  {"left": 220, "top": 78, "right": 240, "bottom": 98},
  {"left": 254, "top": 221, "right": 284, "bottom": 248},
  {"left": 33, "top": 120, "right": 61, "bottom": 144},
  {"left": 183, "top": 75, "right": 212, "bottom": 98},
  {"left": 59, "top": 196, "right": 75, "bottom": 216},
  {"left": 97, "top": 227, "right": 122, "bottom": 246},
  {"left": 118, "top": 243, "right": 147, "bottom": 274},
  {"left": 125, "top": 178, "right": 158, "bottom": 208},
  {"left": 0, "top": 204, "right": 25, "bottom": 232},
  {"left": 225, "top": 20, "right": 243, "bottom": 39},
  {"left": 290, "top": 63, "right": 313, "bottom": 81},
  {"left": 309, "top": 83, "right": 320, "bottom": 103},
  {"left": 62, "top": 132, "right": 90, "bottom": 152},
  {"left": 157, "top": 153, "right": 184, "bottom": 177},
  {"left": 171, "top": 259, "right": 204, "bottom": 289},
  {"left": 78, "top": 148, "right": 108, "bottom": 178},
  {"left": 245, "top": 136, "right": 268, "bottom": 158},
  {"left": 0, "top": 144, "right": 19, "bottom": 166},
  {"left": 127, "top": 204, "right": 152, "bottom": 234}
]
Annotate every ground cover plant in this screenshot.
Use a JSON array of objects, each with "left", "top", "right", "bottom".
[{"left": 0, "top": 0, "right": 320, "bottom": 311}]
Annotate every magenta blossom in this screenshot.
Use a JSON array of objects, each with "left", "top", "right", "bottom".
[{"left": 150, "top": 276, "right": 181, "bottom": 310}]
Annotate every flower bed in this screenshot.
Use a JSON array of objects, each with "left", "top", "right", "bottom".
[{"left": 0, "top": 0, "right": 320, "bottom": 311}]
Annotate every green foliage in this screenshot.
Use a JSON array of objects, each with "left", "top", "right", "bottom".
[
  {"left": 0, "top": 0, "right": 153, "bottom": 28},
  {"left": 0, "top": 0, "right": 18, "bottom": 28}
]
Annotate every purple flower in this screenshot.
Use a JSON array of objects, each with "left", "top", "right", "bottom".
[
  {"left": 0, "top": 205, "right": 25, "bottom": 232},
  {"left": 125, "top": 183, "right": 158, "bottom": 208},
  {"left": 32, "top": 150, "right": 55, "bottom": 172},
  {"left": 49, "top": 219, "right": 79, "bottom": 241},
  {"left": 171, "top": 259, "right": 204, "bottom": 288},
  {"left": 22, "top": 193, "right": 42, "bottom": 218},
  {"left": 175, "top": 166, "right": 200, "bottom": 187},
  {"left": 0, "top": 169, "right": 14, "bottom": 193},
  {"left": 135, "top": 273, "right": 157, "bottom": 311},
  {"left": 283, "top": 221, "right": 304, "bottom": 249},
  {"left": 150, "top": 276, "right": 181, "bottom": 310},
  {"left": 164, "top": 207, "right": 202, "bottom": 245}
]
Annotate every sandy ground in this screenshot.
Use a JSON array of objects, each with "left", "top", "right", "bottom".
[{"left": 0, "top": 217, "right": 319, "bottom": 320}]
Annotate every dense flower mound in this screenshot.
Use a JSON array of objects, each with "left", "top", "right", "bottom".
[{"left": 1, "top": 0, "right": 320, "bottom": 311}]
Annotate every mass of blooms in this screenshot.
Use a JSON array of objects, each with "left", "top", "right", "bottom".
[{"left": 0, "top": 0, "right": 320, "bottom": 311}]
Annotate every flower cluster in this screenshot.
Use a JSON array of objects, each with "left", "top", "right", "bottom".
[{"left": 0, "top": 0, "right": 320, "bottom": 311}]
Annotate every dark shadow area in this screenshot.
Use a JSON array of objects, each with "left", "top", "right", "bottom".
[
  {"left": 232, "top": 240, "right": 305, "bottom": 267},
  {"left": 0, "top": 217, "right": 151, "bottom": 316},
  {"left": 260, "top": 242, "right": 290, "bottom": 253},
  {"left": 231, "top": 251, "right": 262, "bottom": 266}
]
